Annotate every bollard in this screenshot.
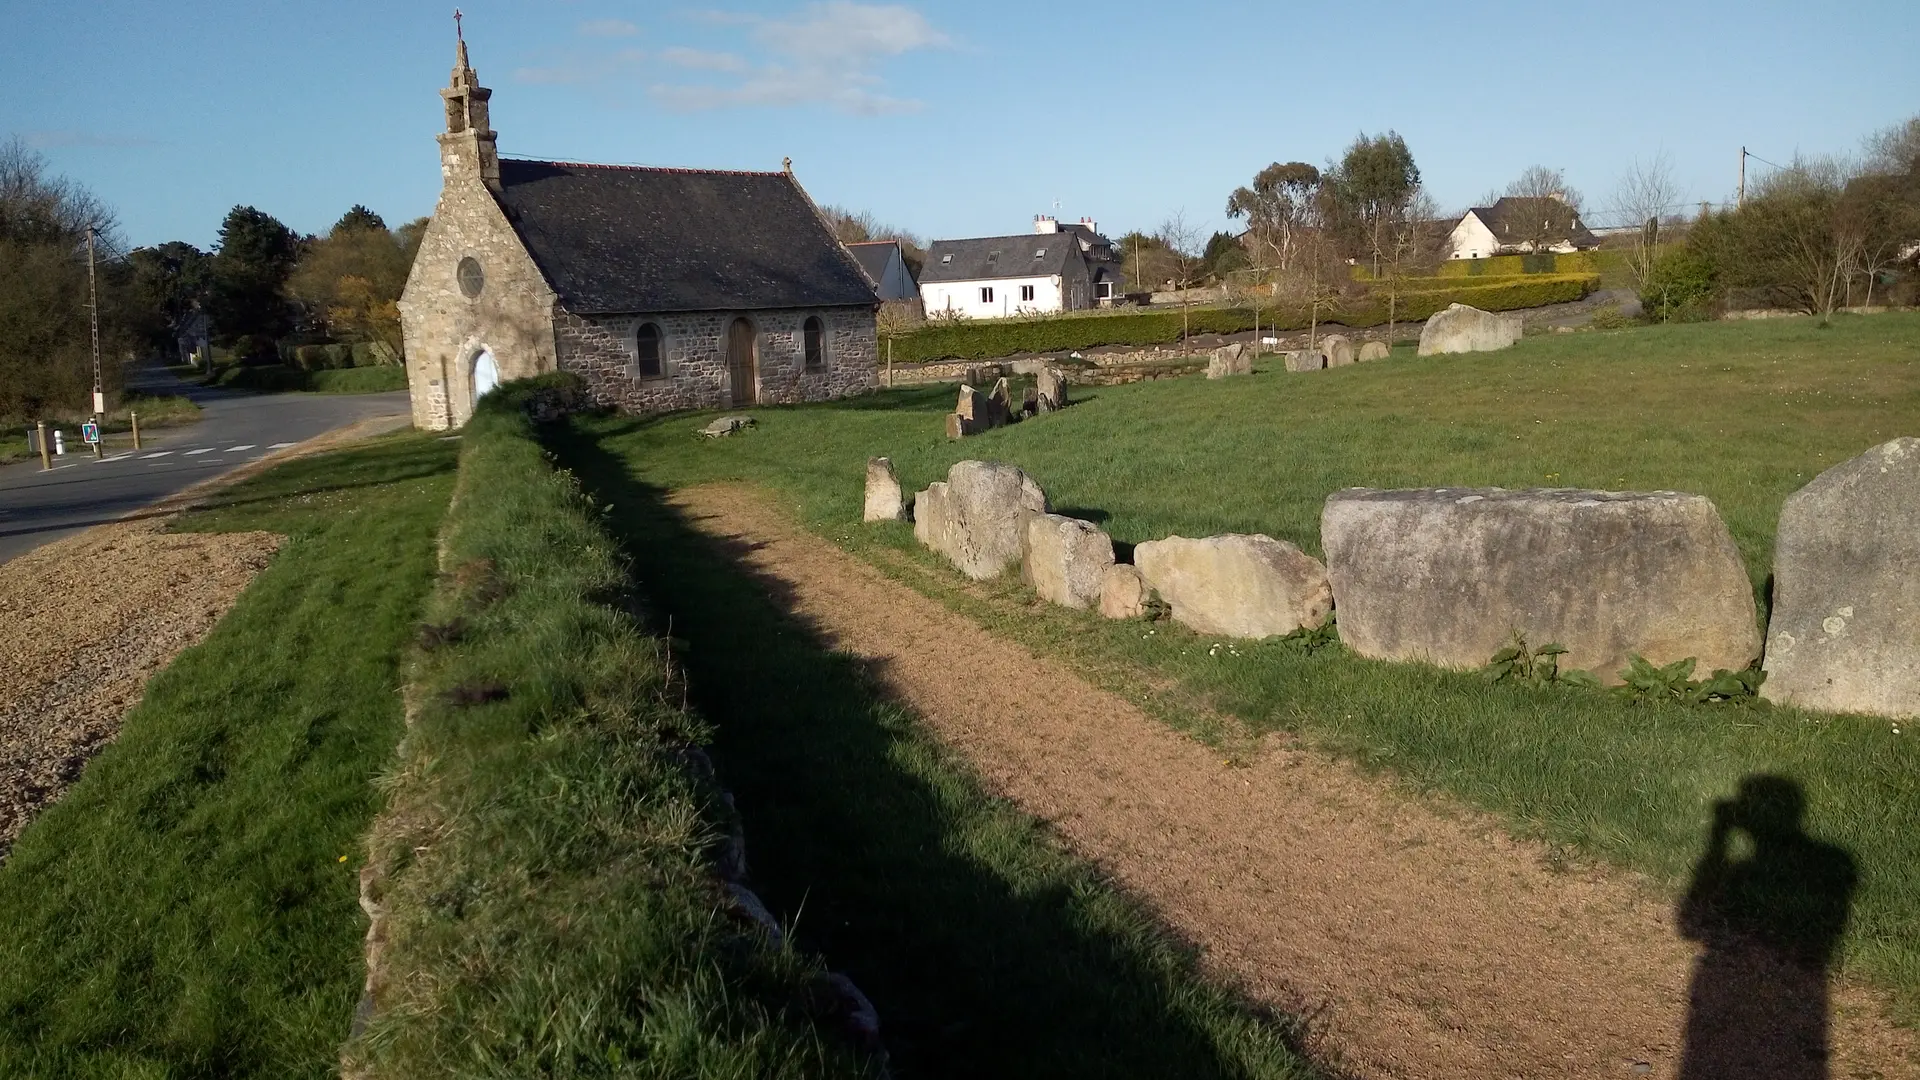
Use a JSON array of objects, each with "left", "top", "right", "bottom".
[
  {"left": 37, "top": 420, "right": 50, "bottom": 470},
  {"left": 131, "top": 411, "right": 141, "bottom": 450},
  {"left": 54, "top": 429, "right": 65, "bottom": 456}
]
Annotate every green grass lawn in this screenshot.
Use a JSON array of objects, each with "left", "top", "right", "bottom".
[
  {"left": 0, "top": 432, "right": 456, "bottom": 1078},
  {"left": 570, "top": 311, "right": 1920, "bottom": 1021}
]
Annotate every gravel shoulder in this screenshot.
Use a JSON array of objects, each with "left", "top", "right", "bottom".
[{"left": 670, "top": 482, "right": 1917, "bottom": 1080}]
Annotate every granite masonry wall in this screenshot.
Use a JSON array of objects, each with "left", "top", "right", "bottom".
[{"left": 558, "top": 305, "right": 879, "bottom": 413}]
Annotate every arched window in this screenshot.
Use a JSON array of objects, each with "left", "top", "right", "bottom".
[
  {"left": 803, "top": 316, "right": 825, "bottom": 371},
  {"left": 635, "top": 322, "right": 663, "bottom": 378}
]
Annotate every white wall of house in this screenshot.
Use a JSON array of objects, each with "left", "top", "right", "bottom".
[
  {"left": 920, "top": 275, "right": 1065, "bottom": 319},
  {"left": 1446, "top": 213, "right": 1499, "bottom": 260}
]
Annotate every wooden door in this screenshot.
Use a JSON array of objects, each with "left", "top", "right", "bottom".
[{"left": 727, "top": 318, "right": 757, "bottom": 406}]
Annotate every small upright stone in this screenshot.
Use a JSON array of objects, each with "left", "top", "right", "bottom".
[
  {"left": 1207, "top": 342, "right": 1253, "bottom": 379},
  {"left": 1100, "top": 564, "right": 1151, "bottom": 620},
  {"left": 863, "top": 457, "right": 905, "bottom": 522},
  {"left": 1763, "top": 438, "right": 1920, "bottom": 718},
  {"left": 1321, "top": 334, "right": 1355, "bottom": 367},
  {"left": 1358, "top": 341, "right": 1391, "bottom": 362},
  {"left": 1023, "top": 514, "right": 1115, "bottom": 609},
  {"left": 1284, "top": 350, "right": 1325, "bottom": 373},
  {"left": 1036, "top": 367, "right": 1070, "bottom": 411}
]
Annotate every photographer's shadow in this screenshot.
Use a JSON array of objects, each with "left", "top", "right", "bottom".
[{"left": 1678, "top": 775, "right": 1857, "bottom": 1079}]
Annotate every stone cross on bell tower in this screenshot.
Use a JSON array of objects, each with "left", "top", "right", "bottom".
[{"left": 438, "top": 10, "right": 500, "bottom": 191}]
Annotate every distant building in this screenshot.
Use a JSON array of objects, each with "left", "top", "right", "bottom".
[
  {"left": 397, "top": 35, "right": 878, "bottom": 430},
  {"left": 918, "top": 216, "right": 1121, "bottom": 319},
  {"left": 1446, "top": 196, "right": 1601, "bottom": 260},
  {"left": 845, "top": 240, "right": 919, "bottom": 301}
]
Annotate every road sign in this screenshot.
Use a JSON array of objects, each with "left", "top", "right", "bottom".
[{"left": 81, "top": 421, "right": 100, "bottom": 445}]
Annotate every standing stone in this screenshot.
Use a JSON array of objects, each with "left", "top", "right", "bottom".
[
  {"left": 989, "top": 377, "right": 1015, "bottom": 416},
  {"left": 1021, "top": 385, "right": 1039, "bottom": 417},
  {"left": 1207, "top": 342, "right": 1253, "bottom": 379},
  {"left": 1321, "top": 334, "right": 1356, "bottom": 368},
  {"left": 863, "top": 457, "right": 905, "bottom": 522},
  {"left": 1100, "top": 564, "right": 1151, "bottom": 620},
  {"left": 1134, "top": 534, "right": 1331, "bottom": 639},
  {"left": 913, "top": 460, "right": 1049, "bottom": 579},
  {"left": 1322, "top": 487, "right": 1760, "bottom": 682},
  {"left": 1023, "top": 514, "right": 1116, "bottom": 609},
  {"left": 1417, "top": 303, "right": 1524, "bottom": 356},
  {"left": 1358, "top": 341, "right": 1391, "bottom": 362},
  {"left": 1763, "top": 438, "right": 1920, "bottom": 718},
  {"left": 949, "top": 383, "right": 1010, "bottom": 437},
  {"left": 1284, "top": 349, "right": 1325, "bottom": 373},
  {"left": 1037, "top": 367, "right": 1070, "bottom": 411}
]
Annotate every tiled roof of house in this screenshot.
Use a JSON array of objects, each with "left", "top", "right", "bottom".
[
  {"left": 1468, "top": 197, "right": 1601, "bottom": 249},
  {"left": 919, "top": 234, "right": 1081, "bottom": 283},
  {"left": 844, "top": 240, "right": 901, "bottom": 287},
  {"left": 494, "top": 158, "right": 877, "bottom": 314}
]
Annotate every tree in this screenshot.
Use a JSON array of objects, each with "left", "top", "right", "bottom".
[
  {"left": 1492, "top": 166, "right": 1588, "bottom": 254},
  {"left": 1225, "top": 161, "right": 1320, "bottom": 274},
  {"left": 1320, "top": 132, "right": 1421, "bottom": 275},
  {"left": 1117, "top": 230, "right": 1176, "bottom": 295},
  {"left": 1504, "top": 165, "right": 1584, "bottom": 214},
  {"left": 1607, "top": 153, "right": 1684, "bottom": 290},
  {"left": 126, "top": 241, "right": 213, "bottom": 354},
  {"left": 334, "top": 205, "right": 388, "bottom": 234},
  {"left": 208, "top": 205, "right": 297, "bottom": 347},
  {"left": 872, "top": 300, "right": 919, "bottom": 387},
  {"left": 1154, "top": 212, "right": 1206, "bottom": 355},
  {"left": 1716, "top": 156, "right": 1860, "bottom": 319},
  {"left": 1201, "top": 230, "right": 1248, "bottom": 280},
  {"left": 1379, "top": 189, "right": 1442, "bottom": 345}
]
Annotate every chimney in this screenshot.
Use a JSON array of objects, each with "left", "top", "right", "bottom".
[
  {"left": 1034, "top": 215, "right": 1060, "bottom": 234},
  {"left": 1079, "top": 216, "right": 1098, "bottom": 235}
]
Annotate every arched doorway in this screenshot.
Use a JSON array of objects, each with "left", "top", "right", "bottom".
[
  {"left": 471, "top": 348, "right": 499, "bottom": 404},
  {"left": 727, "top": 318, "right": 757, "bottom": 406}
]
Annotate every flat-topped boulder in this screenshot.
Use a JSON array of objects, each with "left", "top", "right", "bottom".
[
  {"left": 1023, "top": 514, "right": 1115, "bottom": 609},
  {"left": 914, "top": 460, "right": 1049, "bottom": 580},
  {"left": 1322, "top": 487, "right": 1760, "bottom": 681},
  {"left": 1321, "top": 334, "right": 1355, "bottom": 367},
  {"left": 1208, "top": 343, "right": 1253, "bottom": 379},
  {"left": 1417, "top": 303, "right": 1523, "bottom": 356},
  {"left": 1764, "top": 438, "right": 1920, "bottom": 717},
  {"left": 863, "top": 457, "right": 905, "bottom": 522},
  {"left": 1358, "top": 341, "right": 1390, "bottom": 362},
  {"left": 1134, "top": 534, "right": 1331, "bottom": 639},
  {"left": 1284, "top": 349, "right": 1324, "bottom": 373}
]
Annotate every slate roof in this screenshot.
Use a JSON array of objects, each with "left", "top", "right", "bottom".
[
  {"left": 494, "top": 158, "right": 877, "bottom": 314},
  {"left": 919, "top": 234, "right": 1082, "bottom": 283},
  {"left": 844, "top": 240, "right": 902, "bottom": 286},
  {"left": 1467, "top": 197, "right": 1600, "bottom": 249}
]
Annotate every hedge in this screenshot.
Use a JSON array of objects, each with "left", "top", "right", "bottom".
[
  {"left": 284, "top": 341, "right": 399, "bottom": 370},
  {"left": 889, "top": 275, "right": 1599, "bottom": 363},
  {"left": 342, "top": 372, "right": 878, "bottom": 1078},
  {"left": 1431, "top": 251, "right": 1632, "bottom": 278}
]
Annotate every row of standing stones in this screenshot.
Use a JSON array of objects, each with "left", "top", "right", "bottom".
[
  {"left": 945, "top": 369, "right": 1071, "bottom": 438},
  {"left": 863, "top": 438, "right": 1920, "bottom": 719},
  {"left": 1207, "top": 303, "right": 1522, "bottom": 379}
]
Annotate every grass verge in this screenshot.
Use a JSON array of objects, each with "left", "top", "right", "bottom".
[
  {"left": 570, "top": 311, "right": 1920, "bottom": 1023},
  {"left": 1, "top": 392, "right": 201, "bottom": 465},
  {"left": 343, "top": 375, "right": 879, "bottom": 1078},
  {"left": 552, "top": 427, "right": 1323, "bottom": 1079},
  {"left": 0, "top": 431, "right": 457, "bottom": 1077}
]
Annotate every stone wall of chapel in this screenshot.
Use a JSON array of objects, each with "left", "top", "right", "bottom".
[
  {"left": 557, "top": 305, "right": 878, "bottom": 414},
  {"left": 397, "top": 173, "right": 559, "bottom": 430}
]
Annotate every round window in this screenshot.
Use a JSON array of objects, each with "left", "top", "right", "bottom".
[{"left": 456, "top": 257, "right": 485, "bottom": 298}]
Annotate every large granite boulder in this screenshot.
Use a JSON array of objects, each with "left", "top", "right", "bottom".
[
  {"left": 1321, "top": 334, "right": 1355, "bottom": 368},
  {"left": 913, "top": 460, "right": 1049, "bottom": 580},
  {"left": 1358, "top": 341, "right": 1391, "bottom": 362},
  {"left": 1022, "top": 514, "right": 1115, "bottom": 609},
  {"left": 1763, "top": 438, "right": 1920, "bottom": 717},
  {"left": 1134, "top": 534, "right": 1331, "bottom": 639},
  {"left": 1207, "top": 343, "right": 1253, "bottom": 379},
  {"left": 863, "top": 457, "right": 905, "bottom": 522},
  {"left": 1100, "top": 564, "right": 1151, "bottom": 620},
  {"left": 1417, "top": 303, "right": 1523, "bottom": 356},
  {"left": 1322, "top": 488, "right": 1760, "bottom": 681},
  {"left": 1284, "top": 349, "right": 1325, "bottom": 373}
]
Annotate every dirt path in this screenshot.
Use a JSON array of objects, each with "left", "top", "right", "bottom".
[
  {"left": 0, "top": 416, "right": 410, "bottom": 861},
  {"left": 671, "top": 483, "right": 1918, "bottom": 1080}
]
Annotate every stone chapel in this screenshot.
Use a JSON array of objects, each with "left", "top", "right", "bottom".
[{"left": 398, "top": 37, "right": 880, "bottom": 430}]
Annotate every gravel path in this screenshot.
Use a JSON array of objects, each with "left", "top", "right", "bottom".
[{"left": 671, "top": 483, "right": 1918, "bottom": 1080}]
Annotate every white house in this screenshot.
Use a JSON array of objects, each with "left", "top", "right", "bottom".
[
  {"left": 1446, "top": 196, "right": 1601, "bottom": 260},
  {"left": 845, "top": 240, "right": 920, "bottom": 302},
  {"left": 918, "top": 216, "right": 1120, "bottom": 319}
]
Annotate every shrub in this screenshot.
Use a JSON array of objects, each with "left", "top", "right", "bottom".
[
  {"left": 892, "top": 275, "right": 1598, "bottom": 362},
  {"left": 1641, "top": 250, "right": 1720, "bottom": 322}
]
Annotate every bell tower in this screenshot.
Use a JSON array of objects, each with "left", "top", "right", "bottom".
[{"left": 438, "top": 11, "right": 499, "bottom": 191}]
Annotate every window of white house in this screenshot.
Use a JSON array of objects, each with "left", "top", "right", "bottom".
[
  {"left": 635, "top": 322, "right": 664, "bottom": 378},
  {"left": 1020, "top": 285, "right": 1036, "bottom": 302},
  {"left": 1096, "top": 281, "right": 1113, "bottom": 299},
  {"left": 979, "top": 286, "right": 994, "bottom": 304},
  {"left": 803, "top": 315, "right": 826, "bottom": 371}
]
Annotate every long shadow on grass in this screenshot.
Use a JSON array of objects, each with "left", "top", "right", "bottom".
[{"left": 555, "top": 426, "right": 1319, "bottom": 1080}]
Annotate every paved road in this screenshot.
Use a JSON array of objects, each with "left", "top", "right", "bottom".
[{"left": 0, "top": 369, "right": 410, "bottom": 565}]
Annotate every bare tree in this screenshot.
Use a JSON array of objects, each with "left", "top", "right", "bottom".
[
  {"left": 1380, "top": 189, "right": 1441, "bottom": 346},
  {"left": 872, "top": 300, "right": 920, "bottom": 387},
  {"left": 1607, "top": 153, "right": 1685, "bottom": 289},
  {"left": 1505, "top": 165, "right": 1585, "bottom": 214},
  {"left": 1738, "top": 156, "right": 1862, "bottom": 319},
  {"left": 1155, "top": 211, "right": 1206, "bottom": 355}
]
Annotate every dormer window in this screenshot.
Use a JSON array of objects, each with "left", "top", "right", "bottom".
[
  {"left": 941, "top": 253, "right": 953, "bottom": 264},
  {"left": 1034, "top": 247, "right": 1046, "bottom": 258}
]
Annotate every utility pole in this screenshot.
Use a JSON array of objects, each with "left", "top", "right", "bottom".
[
  {"left": 1738, "top": 148, "right": 1746, "bottom": 209},
  {"left": 86, "top": 224, "right": 104, "bottom": 458}
]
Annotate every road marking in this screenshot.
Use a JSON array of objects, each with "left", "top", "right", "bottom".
[
  {"left": 141, "top": 451, "right": 173, "bottom": 459},
  {"left": 103, "top": 453, "right": 133, "bottom": 462},
  {"left": 267, "top": 442, "right": 296, "bottom": 449},
  {"left": 184, "top": 447, "right": 215, "bottom": 455},
  {"left": 225, "top": 444, "right": 255, "bottom": 452}
]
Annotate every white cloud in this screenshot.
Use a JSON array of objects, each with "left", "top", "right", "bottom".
[
  {"left": 514, "top": 48, "right": 649, "bottom": 86},
  {"left": 659, "top": 46, "right": 750, "bottom": 74},
  {"left": 650, "top": 3, "right": 946, "bottom": 114},
  {"left": 578, "top": 18, "right": 639, "bottom": 37}
]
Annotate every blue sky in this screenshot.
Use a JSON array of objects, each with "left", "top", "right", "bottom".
[{"left": 4, "top": 0, "right": 1915, "bottom": 250}]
